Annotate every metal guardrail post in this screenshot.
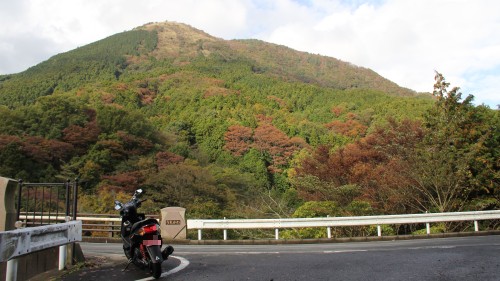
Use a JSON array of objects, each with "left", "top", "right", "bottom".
[
  {"left": 6, "top": 259, "right": 18, "bottom": 281},
  {"left": 72, "top": 179, "right": 78, "bottom": 221},
  {"left": 223, "top": 217, "right": 227, "bottom": 240},
  {"left": 59, "top": 245, "right": 67, "bottom": 270},
  {"left": 15, "top": 180, "right": 22, "bottom": 222},
  {"left": 5, "top": 221, "right": 22, "bottom": 281},
  {"left": 65, "top": 179, "right": 71, "bottom": 217},
  {"left": 71, "top": 179, "right": 78, "bottom": 265},
  {"left": 326, "top": 215, "right": 332, "bottom": 238}
]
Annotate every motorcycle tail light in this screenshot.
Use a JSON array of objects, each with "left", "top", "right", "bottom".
[{"left": 143, "top": 224, "right": 158, "bottom": 234}]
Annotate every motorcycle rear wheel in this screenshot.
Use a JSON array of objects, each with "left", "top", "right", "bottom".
[{"left": 152, "top": 262, "right": 162, "bottom": 279}]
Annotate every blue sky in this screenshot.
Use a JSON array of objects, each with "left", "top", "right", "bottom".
[{"left": 0, "top": 0, "right": 499, "bottom": 107}]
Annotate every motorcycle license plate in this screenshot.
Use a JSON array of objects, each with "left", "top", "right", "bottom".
[{"left": 143, "top": 239, "right": 161, "bottom": 246}]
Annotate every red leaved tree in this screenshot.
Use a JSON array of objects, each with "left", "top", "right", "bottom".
[
  {"left": 294, "top": 118, "right": 424, "bottom": 214},
  {"left": 224, "top": 125, "right": 253, "bottom": 156}
]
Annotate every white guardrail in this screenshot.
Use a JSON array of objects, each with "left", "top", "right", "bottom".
[
  {"left": 187, "top": 210, "right": 500, "bottom": 240},
  {"left": 11, "top": 211, "right": 500, "bottom": 241},
  {"left": 0, "top": 220, "right": 82, "bottom": 281}
]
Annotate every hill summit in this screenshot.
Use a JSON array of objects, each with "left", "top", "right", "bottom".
[{"left": 139, "top": 21, "right": 416, "bottom": 96}]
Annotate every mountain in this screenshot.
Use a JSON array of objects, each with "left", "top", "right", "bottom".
[
  {"left": 0, "top": 21, "right": 438, "bottom": 224},
  {"left": 0, "top": 21, "right": 418, "bottom": 106}
]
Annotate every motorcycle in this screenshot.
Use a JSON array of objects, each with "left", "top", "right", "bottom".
[{"left": 114, "top": 189, "right": 174, "bottom": 279}]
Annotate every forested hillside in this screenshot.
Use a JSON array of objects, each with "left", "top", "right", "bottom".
[{"left": 0, "top": 22, "right": 498, "bottom": 238}]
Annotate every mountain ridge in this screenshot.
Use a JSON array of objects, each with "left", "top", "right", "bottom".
[
  {"left": 0, "top": 20, "right": 418, "bottom": 107},
  {"left": 137, "top": 21, "right": 417, "bottom": 97}
]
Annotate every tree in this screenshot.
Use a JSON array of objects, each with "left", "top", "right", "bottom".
[
  {"left": 155, "top": 151, "right": 184, "bottom": 169},
  {"left": 224, "top": 125, "right": 253, "bottom": 156},
  {"left": 406, "top": 72, "right": 499, "bottom": 212},
  {"left": 253, "top": 123, "right": 306, "bottom": 173},
  {"left": 293, "top": 118, "right": 425, "bottom": 214},
  {"left": 325, "top": 112, "right": 368, "bottom": 138}
]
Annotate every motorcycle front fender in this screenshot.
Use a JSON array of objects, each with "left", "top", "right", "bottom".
[{"left": 146, "top": 245, "right": 163, "bottom": 264}]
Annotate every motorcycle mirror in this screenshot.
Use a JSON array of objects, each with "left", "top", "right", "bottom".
[
  {"left": 114, "top": 200, "right": 122, "bottom": 210},
  {"left": 135, "top": 189, "right": 143, "bottom": 196}
]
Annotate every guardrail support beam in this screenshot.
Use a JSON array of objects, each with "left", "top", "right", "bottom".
[
  {"left": 377, "top": 225, "right": 382, "bottom": 237},
  {"left": 474, "top": 220, "right": 479, "bottom": 231},
  {"left": 275, "top": 228, "right": 279, "bottom": 240},
  {"left": 198, "top": 229, "right": 202, "bottom": 240},
  {"left": 426, "top": 223, "right": 431, "bottom": 235}
]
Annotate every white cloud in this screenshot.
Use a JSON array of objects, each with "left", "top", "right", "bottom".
[
  {"left": 0, "top": 0, "right": 498, "bottom": 107},
  {"left": 261, "top": 0, "right": 500, "bottom": 106}
]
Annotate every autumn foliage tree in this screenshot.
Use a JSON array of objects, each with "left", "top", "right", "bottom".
[
  {"left": 293, "top": 118, "right": 425, "bottom": 214},
  {"left": 405, "top": 72, "right": 500, "bottom": 212},
  {"left": 324, "top": 112, "right": 368, "bottom": 138},
  {"left": 253, "top": 123, "right": 306, "bottom": 173},
  {"left": 224, "top": 118, "right": 307, "bottom": 174},
  {"left": 293, "top": 72, "right": 499, "bottom": 216},
  {"left": 224, "top": 125, "right": 253, "bottom": 156}
]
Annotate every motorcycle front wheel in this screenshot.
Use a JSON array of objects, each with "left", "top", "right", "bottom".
[{"left": 152, "top": 262, "right": 162, "bottom": 279}]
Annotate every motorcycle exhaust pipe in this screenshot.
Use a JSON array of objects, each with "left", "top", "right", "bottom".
[{"left": 162, "top": 245, "right": 174, "bottom": 260}]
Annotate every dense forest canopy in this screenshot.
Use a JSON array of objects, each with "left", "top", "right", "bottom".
[{"left": 0, "top": 22, "right": 498, "bottom": 238}]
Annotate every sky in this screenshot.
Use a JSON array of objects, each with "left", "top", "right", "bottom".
[{"left": 1, "top": 0, "right": 499, "bottom": 107}]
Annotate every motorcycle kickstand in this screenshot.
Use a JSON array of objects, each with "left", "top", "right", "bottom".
[{"left": 123, "top": 258, "right": 133, "bottom": 271}]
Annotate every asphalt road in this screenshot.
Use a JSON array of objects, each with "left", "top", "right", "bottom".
[{"left": 63, "top": 235, "right": 500, "bottom": 281}]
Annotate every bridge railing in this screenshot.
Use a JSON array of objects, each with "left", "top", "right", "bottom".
[{"left": 17, "top": 213, "right": 157, "bottom": 238}]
